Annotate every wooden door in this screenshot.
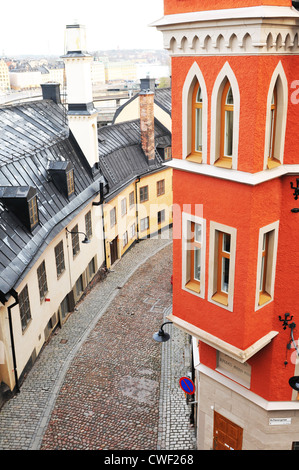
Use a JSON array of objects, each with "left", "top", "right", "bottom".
[
  {"left": 110, "top": 237, "right": 118, "bottom": 266},
  {"left": 213, "top": 411, "right": 243, "bottom": 450}
]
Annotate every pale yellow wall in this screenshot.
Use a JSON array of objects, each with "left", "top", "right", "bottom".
[
  {"left": 103, "top": 168, "right": 173, "bottom": 270},
  {"left": 0, "top": 200, "right": 104, "bottom": 390},
  {"left": 137, "top": 168, "right": 173, "bottom": 239},
  {"left": 103, "top": 181, "right": 137, "bottom": 270}
]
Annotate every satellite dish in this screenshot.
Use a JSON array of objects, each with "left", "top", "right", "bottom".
[{"left": 289, "top": 376, "right": 299, "bottom": 391}]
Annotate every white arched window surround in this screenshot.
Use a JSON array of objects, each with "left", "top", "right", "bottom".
[
  {"left": 182, "top": 62, "right": 208, "bottom": 163},
  {"left": 210, "top": 62, "right": 240, "bottom": 170},
  {"left": 263, "top": 61, "right": 288, "bottom": 170}
]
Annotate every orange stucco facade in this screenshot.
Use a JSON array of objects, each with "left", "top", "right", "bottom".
[
  {"left": 166, "top": 3, "right": 299, "bottom": 404},
  {"left": 164, "top": 0, "right": 291, "bottom": 15}
]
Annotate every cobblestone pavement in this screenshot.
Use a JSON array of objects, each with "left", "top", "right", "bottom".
[{"left": 0, "top": 231, "right": 196, "bottom": 450}]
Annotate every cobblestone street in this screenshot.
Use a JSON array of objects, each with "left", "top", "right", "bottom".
[{"left": 0, "top": 233, "right": 196, "bottom": 450}]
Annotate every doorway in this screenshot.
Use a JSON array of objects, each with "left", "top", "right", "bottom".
[
  {"left": 213, "top": 411, "right": 243, "bottom": 450},
  {"left": 110, "top": 237, "right": 118, "bottom": 266}
]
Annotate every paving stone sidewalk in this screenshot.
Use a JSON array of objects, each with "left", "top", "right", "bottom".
[{"left": 0, "top": 231, "right": 196, "bottom": 450}]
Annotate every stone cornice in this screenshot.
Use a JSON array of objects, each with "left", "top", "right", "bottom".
[{"left": 152, "top": 6, "right": 299, "bottom": 56}]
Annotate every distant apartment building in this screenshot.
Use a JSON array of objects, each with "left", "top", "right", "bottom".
[
  {"left": 9, "top": 64, "right": 65, "bottom": 90},
  {"left": 105, "top": 61, "right": 137, "bottom": 82},
  {"left": 91, "top": 60, "right": 105, "bottom": 84},
  {"left": 0, "top": 60, "right": 10, "bottom": 93},
  {"left": 9, "top": 70, "right": 41, "bottom": 90}
]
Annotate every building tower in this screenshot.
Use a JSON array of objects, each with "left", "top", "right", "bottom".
[
  {"left": 62, "top": 24, "right": 99, "bottom": 169},
  {"left": 153, "top": 0, "right": 299, "bottom": 450}
]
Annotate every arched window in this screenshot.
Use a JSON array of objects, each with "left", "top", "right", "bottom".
[
  {"left": 210, "top": 62, "right": 240, "bottom": 170},
  {"left": 182, "top": 62, "right": 208, "bottom": 164},
  {"left": 215, "top": 80, "right": 234, "bottom": 168},
  {"left": 267, "top": 83, "right": 279, "bottom": 168},
  {"left": 264, "top": 62, "right": 288, "bottom": 170},
  {"left": 192, "top": 82, "right": 203, "bottom": 159}
]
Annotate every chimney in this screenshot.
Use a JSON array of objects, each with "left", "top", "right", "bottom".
[
  {"left": 140, "top": 77, "right": 156, "bottom": 92},
  {"left": 139, "top": 89, "right": 155, "bottom": 164},
  {"left": 41, "top": 82, "right": 61, "bottom": 104},
  {"left": 61, "top": 24, "right": 99, "bottom": 169}
]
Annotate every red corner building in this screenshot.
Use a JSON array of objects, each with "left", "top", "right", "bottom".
[{"left": 153, "top": 0, "right": 299, "bottom": 450}]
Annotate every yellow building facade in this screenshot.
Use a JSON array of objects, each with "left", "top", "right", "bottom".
[{"left": 103, "top": 168, "right": 172, "bottom": 270}]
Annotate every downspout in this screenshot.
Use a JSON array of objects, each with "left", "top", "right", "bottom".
[
  {"left": 7, "top": 289, "right": 20, "bottom": 394},
  {"left": 92, "top": 183, "right": 107, "bottom": 268},
  {"left": 135, "top": 177, "right": 140, "bottom": 242}
]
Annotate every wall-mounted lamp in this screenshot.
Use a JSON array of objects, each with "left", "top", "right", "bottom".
[
  {"left": 153, "top": 321, "right": 173, "bottom": 343},
  {"left": 290, "top": 179, "right": 299, "bottom": 200},
  {"left": 66, "top": 227, "right": 90, "bottom": 244},
  {"left": 279, "top": 313, "right": 299, "bottom": 359}
]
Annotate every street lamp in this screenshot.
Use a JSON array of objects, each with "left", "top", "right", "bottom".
[
  {"left": 153, "top": 321, "right": 173, "bottom": 343},
  {"left": 66, "top": 227, "right": 91, "bottom": 244}
]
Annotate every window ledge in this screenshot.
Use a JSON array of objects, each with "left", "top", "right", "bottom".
[
  {"left": 185, "top": 280, "right": 201, "bottom": 294},
  {"left": 214, "top": 157, "right": 232, "bottom": 169},
  {"left": 259, "top": 292, "right": 272, "bottom": 306},
  {"left": 267, "top": 158, "right": 281, "bottom": 170},
  {"left": 186, "top": 153, "right": 202, "bottom": 164},
  {"left": 167, "top": 313, "right": 279, "bottom": 364},
  {"left": 212, "top": 292, "right": 228, "bottom": 306}
]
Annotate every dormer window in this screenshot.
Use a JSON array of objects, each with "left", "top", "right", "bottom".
[
  {"left": 66, "top": 169, "right": 75, "bottom": 197},
  {"left": 164, "top": 146, "right": 172, "bottom": 161},
  {"left": 48, "top": 161, "right": 75, "bottom": 199},
  {"left": 28, "top": 195, "right": 39, "bottom": 231},
  {"left": 0, "top": 186, "right": 39, "bottom": 232}
]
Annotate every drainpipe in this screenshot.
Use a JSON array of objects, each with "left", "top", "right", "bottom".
[
  {"left": 7, "top": 290, "right": 20, "bottom": 394},
  {"left": 92, "top": 183, "right": 107, "bottom": 268},
  {"left": 135, "top": 177, "right": 140, "bottom": 242}
]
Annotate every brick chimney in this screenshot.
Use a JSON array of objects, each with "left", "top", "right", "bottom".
[{"left": 139, "top": 90, "right": 155, "bottom": 164}]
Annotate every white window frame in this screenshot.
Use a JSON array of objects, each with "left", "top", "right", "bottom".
[
  {"left": 255, "top": 221, "right": 279, "bottom": 311},
  {"left": 130, "top": 223, "right": 136, "bottom": 239},
  {"left": 182, "top": 62, "right": 208, "bottom": 163},
  {"left": 182, "top": 212, "right": 206, "bottom": 299},
  {"left": 263, "top": 61, "right": 288, "bottom": 170},
  {"left": 208, "top": 221, "right": 237, "bottom": 312},
  {"left": 210, "top": 62, "right": 240, "bottom": 170}
]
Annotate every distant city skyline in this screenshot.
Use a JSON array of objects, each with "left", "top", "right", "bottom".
[{"left": 1, "top": 0, "right": 164, "bottom": 57}]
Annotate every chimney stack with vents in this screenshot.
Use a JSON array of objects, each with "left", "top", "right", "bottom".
[
  {"left": 61, "top": 23, "right": 99, "bottom": 169},
  {"left": 139, "top": 89, "right": 155, "bottom": 164},
  {"left": 41, "top": 83, "right": 61, "bottom": 104}
]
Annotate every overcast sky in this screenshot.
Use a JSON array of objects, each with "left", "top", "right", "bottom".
[{"left": 1, "top": 0, "right": 165, "bottom": 56}]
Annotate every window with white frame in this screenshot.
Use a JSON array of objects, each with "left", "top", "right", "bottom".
[
  {"left": 130, "top": 223, "right": 136, "bottom": 239},
  {"left": 255, "top": 221, "right": 279, "bottom": 309},
  {"left": 123, "top": 230, "right": 128, "bottom": 248},
  {"left": 182, "top": 212, "right": 206, "bottom": 298},
  {"left": 121, "top": 197, "right": 127, "bottom": 217},
  {"left": 210, "top": 62, "right": 240, "bottom": 170},
  {"left": 264, "top": 63, "right": 288, "bottom": 170},
  {"left": 140, "top": 216, "right": 149, "bottom": 232},
  {"left": 182, "top": 63, "right": 208, "bottom": 164},
  {"left": 208, "top": 221, "right": 237, "bottom": 311}
]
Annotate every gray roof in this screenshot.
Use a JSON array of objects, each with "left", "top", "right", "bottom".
[
  {"left": 0, "top": 100, "right": 103, "bottom": 301},
  {"left": 112, "top": 87, "right": 172, "bottom": 125},
  {"left": 97, "top": 118, "right": 171, "bottom": 199}
]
